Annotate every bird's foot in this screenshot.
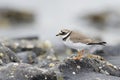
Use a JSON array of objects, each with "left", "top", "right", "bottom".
[{"left": 73, "top": 50, "right": 84, "bottom": 60}]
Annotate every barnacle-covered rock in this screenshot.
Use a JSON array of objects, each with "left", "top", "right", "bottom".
[
  {"left": 1, "top": 39, "right": 46, "bottom": 56},
  {"left": 0, "top": 44, "right": 20, "bottom": 65},
  {"left": 59, "top": 54, "right": 120, "bottom": 78},
  {"left": 0, "top": 63, "right": 57, "bottom": 80},
  {"left": 16, "top": 51, "right": 37, "bottom": 64}
]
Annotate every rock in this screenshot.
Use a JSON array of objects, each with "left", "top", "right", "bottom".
[
  {"left": 0, "top": 8, "right": 34, "bottom": 25},
  {"left": 2, "top": 39, "right": 46, "bottom": 55},
  {"left": 1, "top": 38, "right": 120, "bottom": 80},
  {"left": 94, "top": 45, "right": 120, "bottom": 57},
  {"left": 59, "top": 54, "right": 120, "bottom": 80},
  {"left": 16, "top": 51, "right": 37, "bottom": 64},
  {"left": 13, "top": 36, "right": 39, "bottom": 40},
  {"left": 0, "top": 63, "right": 57, "bottom": 80},
  {"left": 62, "top": 71, "right": 120, "bottom": 80},
  {"left": 82, "top": 10, "right": 109, "bottom": 28},
  {"left": 0, "top": 44, "right": 20, "bottom": 65}
]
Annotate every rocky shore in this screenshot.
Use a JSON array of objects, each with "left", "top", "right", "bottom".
[{"left": 0, "top": 37, "right": 120, "bottom": 80}]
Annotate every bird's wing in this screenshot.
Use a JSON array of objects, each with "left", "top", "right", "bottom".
[
  {"left": 70, "top": 31, "right": 106, "bottom": 45},
  {"left": 70, "top": 31, "right": 94, "bottom": 44}
]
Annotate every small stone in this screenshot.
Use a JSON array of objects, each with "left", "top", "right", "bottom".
[
  {"left": 113, "top": 66, "right": 117, "bottom": 69},
  {"left": 104, "top": 71, "right": 109, "bottom": 75},
  {"left": 95, "top": 77, "right": 101, "bottom": 80},
  {"left": 13, "top": 63, "right": 19, "bottom": 66},
  {"left": 9, "top": 75, "right": 14, "bottom": 78},
  {"left": 26, "top": 44, "right": 34, "bottom": 48},
  {"left": 72, "top": 72, "right": 76, "bottom": 75},
  {"left": 99, "top": 66, "right": 102, "bottom": 69},
  {"left": 77, "top": 65, "right": 81, "bottom": 69},
  {"left": 52, "top": 57, "right": 57, "bottom": 61},
  {"left": 0, "top": 53, "right": 3, "bottom": 57},
  {"left": 45, "top": 76, "right": 47, "bottom": 79},
  {"left": 0, "top": 59, "right": 3, "bottom": 64},
  {"left": 13, "top": 42, "right": 19, "bottom": 48},
  {"left": 25, "top": 75, "right": 29, "bottom": 78},
  {"left": 47, "top": 56, "right": 52, "bottom": 60},
  {"left": 49, "top": 63, "right": 55, "bottom": 67},
  {"left": 43, "top": 40, "right": 52, "bottom": 49}
]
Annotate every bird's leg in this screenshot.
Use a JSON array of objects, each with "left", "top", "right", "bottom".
[
  {"left": 78, "top": 49, "right": 84, "bottom": 58},
  {"left": 73, "top": 49, "right": 84, "bottom": 60}
]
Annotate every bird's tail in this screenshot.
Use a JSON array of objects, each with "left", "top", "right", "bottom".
[
  {"left": 87, "top": 42, "right": 107, "bottom": 46},
  {"left": 98, "top": 42, "right": 107, "bottom": 46}
]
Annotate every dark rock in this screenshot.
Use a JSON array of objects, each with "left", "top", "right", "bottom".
[
  {"left": 94, "top": 45, "right": 120, "bottom": 57},
  {"left": 1, "top": 38, "right": 120, "bottom": 80},
  {"left": 16, "top": 51, "right": 37, "bottom": 64},
  {"left": 32, "top": 47, "right": 46, "bottom": 56},
  {"left": 0, "top": 63, "right": 57, "bottom": 80},
  {"left": 59, "top": 54, "right": 120, "bottom": 79},
  {"left": 13, "top": 36, "right": 39, "bottom": 40},
  {"left": 0, "top": 44, "right": 20, "bottom": 65},
  {"left": 2, "top": 40, "right": 46, "bottom": 55},
  {"left": 0, "top": 8, "right": 34, "bottom": 25},
  {"left": 62, "top": 71, "right": 120, "bottom": 80},
  {"left": 103, "top": 45, "right": 120, "bottom": 56}
]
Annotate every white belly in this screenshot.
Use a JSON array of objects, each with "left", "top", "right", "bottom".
[
  {"left": 63, "top": 39, "right": 104, "bottom": 53},
  {"left": 63, "top": 39, "right": 91, "bottom": 50}
]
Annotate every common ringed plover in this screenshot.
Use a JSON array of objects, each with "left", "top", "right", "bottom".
[{"left": 56, "top": 29, "right": 106, "bottom": 59}]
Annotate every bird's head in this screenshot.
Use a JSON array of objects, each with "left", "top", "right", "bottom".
[{"left": 56, "top": 29, "right": 72, "bottom": 39}]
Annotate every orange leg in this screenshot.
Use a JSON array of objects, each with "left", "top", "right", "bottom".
[{"left": 73, "top": 49, "right": 84, "bottom": 60}]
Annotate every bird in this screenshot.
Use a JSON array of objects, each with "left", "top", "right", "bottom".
[{"left": 56, "top": 29, "right": 106, "bottom": 60}]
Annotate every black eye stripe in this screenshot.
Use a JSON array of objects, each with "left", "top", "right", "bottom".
[{"left": 60, "top": 32, "right": 67, "bottom": 35}]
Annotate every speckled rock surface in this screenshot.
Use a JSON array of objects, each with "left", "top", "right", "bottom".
[
  {"left": 59, "top": 54, "right": 120, "bottom": 80},
  {"left": 0, "top": 63, "right": 57, "bottom": 80},
  {"left": 0, "top": 44, "right": 20, "bottom": 65},
  {"left": 0, "top": 39, "right": 120, "bottom": 80}
]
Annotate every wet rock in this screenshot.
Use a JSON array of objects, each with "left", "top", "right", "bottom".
[
  {"left": 35, "top": 48, "right": 58, "bottom": 68},
  {"left": 32, "top": 47, "right": 46, "bottom": 56},
  {"left": 82, "top": 11, "right": 109, "bottom": 28},
  {"left": 0, "top": 44, "right": 20, "bottom": 65},
  {"left": 93, "top": 45, "right": 120, "bottom": 67},
  {"left": 81, "top": 10, "right": 120, "bottom": 30},
  {"left": 0, "top": 63, "right": 57, "bottom": 80},
  {"left": 2, "top": 39, "right": 46, "bottom": 55},
  {"left": 94, "top": 45, "right": 120, "bottom": 57},
  {"left": 13, "top": 36, "right": 39, "bottom": 40},
  {"left": 1, "top": 39, "right": 59, "bottom": 64},
  {"left": 1, "top": 38, "right": 120, "bottom": 80},
  {"left": 62, "top": 71, "right": 120, "bottom": 80},
  {"left": 0, "top": 8, "right": 34, "bottom": 25},
  {"left": 16, "top": 51, "right": 37, "bottom": 64},
  {"left": 59, "top": 54, "right": 120, "bottom": 79}
]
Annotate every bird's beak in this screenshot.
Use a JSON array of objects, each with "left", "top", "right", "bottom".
[
  {"left": 56, "top": 32, "right": 62, "bottom": 36},
  {"left": 56, "top": 33, "right": 60, "bottom": 36}
]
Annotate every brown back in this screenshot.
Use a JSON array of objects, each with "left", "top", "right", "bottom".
[{"left": 70, "top": 31, "right": 96, "bottom": 44}]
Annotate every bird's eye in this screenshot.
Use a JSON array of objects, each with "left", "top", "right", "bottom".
[
  {"left": 62, "top": 32, "right": 65, "bottom": 34},
  {"left": 61, "top": 32, "right": 67, "bottom": 35}
]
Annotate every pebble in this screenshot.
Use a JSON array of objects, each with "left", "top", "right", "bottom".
[{"left": 72, "top": 72, "right": 76, "bottom": 75}]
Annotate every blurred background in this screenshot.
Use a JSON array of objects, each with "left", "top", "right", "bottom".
[{"left": 0, "top": 0, "right": 120, "bottom": 49}]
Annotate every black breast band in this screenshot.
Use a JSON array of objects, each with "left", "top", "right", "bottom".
[{"left": 63, "top": 31, "right": 72, "bottom": 41}]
